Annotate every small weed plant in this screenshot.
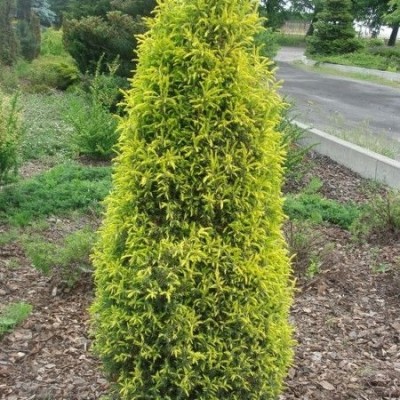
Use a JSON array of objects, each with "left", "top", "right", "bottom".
[
  {"left": 0, "top": 302, "right": 32, "bottom": 337},
  {"left": 280, "top": 106, "right": 314, "bottom": 182},
  {"left": 285, "top": 220, "right": 333, "bottom": 279},
  {"left": 351, "top": 190, "right": 400, "bottom": 240},
  {"left": 24, "top": 228, "right": 96, "bottom": 287},
  {"left": 0, "top": 92, "right": 24, "bottom": 183}
]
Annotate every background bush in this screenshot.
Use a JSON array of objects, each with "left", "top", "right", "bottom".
[
  {"left": 18, "top": 55, "right": 80, "bottom": 91},
  {"left": 63, "top": 11, "right": 145, "bottom": 77}
]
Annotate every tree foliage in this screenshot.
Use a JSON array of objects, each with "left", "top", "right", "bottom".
[
  {"left": 65, "top": 0, "right": 111, "bottom": 19},
  {"left": 32, "top": 0, "right": 57, "bottom": 26},
  {"left": 353, "top": 0, "right": 390, "bottom": 37},
  {"left": 385, "top": 0, "right": 400, "bottom": 24},
  {"left": 62, "top": 0, "right": 156, "bottom": 77},
  {"left": 259, "top": 0, "right": 288, "bottom": 30},
  {"left": 0, "top": 0, "right": 18, "bottom": 65},
  {"left": 91, "top": 0, "right": 294, "bottom": 398},
  {"left": 307, "top": 0, "right": 362, "bottom": 55},
  {"left": 15, "top": 0, "right": 41, "bottom": 60}
]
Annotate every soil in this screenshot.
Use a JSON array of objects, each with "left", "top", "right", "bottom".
[{"left": 1, "top": 153, "right": 399, "bottom": 400}]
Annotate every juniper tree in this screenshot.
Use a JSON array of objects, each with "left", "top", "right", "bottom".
[
  {"left": 0, "top": 0, "right": 18, "bottom": 65},
  {"left": 15, "top": 0, "right": 41, "bottom": 60},
  {"left": 91, "top": 0, "right": 294, "bottom": 398}
]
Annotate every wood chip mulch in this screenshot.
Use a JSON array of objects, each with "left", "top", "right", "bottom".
[{"left": 1, "top": 153, "right": 399, "bottom": 399}]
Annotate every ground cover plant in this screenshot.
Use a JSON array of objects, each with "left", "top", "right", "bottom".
[{"left": 0, "top": 162, "right": 111, "bottom": 225}]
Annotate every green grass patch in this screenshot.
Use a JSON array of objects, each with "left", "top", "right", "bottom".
[
  {"left": 276, "top": 33, "right": 306, "bottom": 47},
  {"left": 0, "top": 162, "right": 112, "bottom": 225},
  {"left": 0, "top": 302, "right": 32, "bottom": 337},
  {"left": 284, "top": 193, "right": 361, "bottom": 229},
  {"left": 0, "top": 227, "right": 20, "bottom": 246},
  {"left": 20, "top": 92, "right": 79, "bottom": 162},
  {"left": 313, "top": 47, "right": 400, "bottom": 72}
]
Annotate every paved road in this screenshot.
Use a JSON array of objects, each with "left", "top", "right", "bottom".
[{"left": 275, "top": 50, "right": 400, "bottom": 143}]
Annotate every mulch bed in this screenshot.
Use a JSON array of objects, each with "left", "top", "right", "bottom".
[{"left": 1, "top": 154, "right": 399, "bottom": 399}]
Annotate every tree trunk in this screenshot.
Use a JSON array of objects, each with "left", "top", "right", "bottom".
[
  {"left": 388, "top": 24, "right": 399, "bottom": 47},
  {"left": 306, "top": 20, "right": 315, "bottom": 36}
]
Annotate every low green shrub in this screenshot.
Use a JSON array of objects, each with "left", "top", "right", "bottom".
[
  {"left": 0, "top": 66, "right": 20, "bottom": 92},
  {"left": 365, "top": 38, "right": 385, "bottom": 47},
  {"left": 65, "top": 96, "right": 118, "bottom": 160},
  {"left": 0, "top": 163, "right": 112, "bottom": 225},
  {"left": 78, "top": 58, "right": 128, "bottom": 113},
  {"left": 368, "top": 46, "right": 400, "bottom": 71},
  {"left": 0, "top": 93, "right": 24, "bottom": 183},
  {"left": 315, "top": 46, "right": 400, "bottom": 72},
  {"left": 0, "top": 302, "right": 32, "bottom": 337},
  {"left": 18, "top": 55, "right": 80, "bottom": 92},
  {"left": 63, "top": 11, "right": 145, "bottom": 77},
  {"left": 284, "top": 193, "right": 360, "bottom": 229},
  {"left": 24, "top": 227, "right": 96, "bottom": 286}
]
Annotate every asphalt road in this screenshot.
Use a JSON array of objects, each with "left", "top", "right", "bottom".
[{"left": 275, "top": 58, "right": 400, "bottom": 143}]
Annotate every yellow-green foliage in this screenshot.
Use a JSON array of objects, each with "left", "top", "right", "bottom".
[
  {"left": 0, "top": 92, "right": 23, "bottom": 182},
  {"left": 91, "top": 0, "right": 294, "bottom": 399}
]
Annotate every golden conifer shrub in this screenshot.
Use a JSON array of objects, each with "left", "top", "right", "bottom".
[{"left": 91, "top": 0, "right": 294, "bottom": 398}]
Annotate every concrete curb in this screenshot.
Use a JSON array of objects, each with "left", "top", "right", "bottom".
[
  {"left": 293, "top": 120, "right": 400, "bottom": 189},
  {"left": 301, "top": 57, "right": 400, "bottom": 82}
]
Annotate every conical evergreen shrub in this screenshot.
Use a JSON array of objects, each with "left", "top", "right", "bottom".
[
  {"left": 91, "top": 0, "right": 294, "bottom": 398},
  {"left": 307, "top": 0, "right": 362, "bottom": 56}
]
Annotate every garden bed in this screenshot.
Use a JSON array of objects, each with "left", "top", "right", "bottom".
[{"left": 0, "top": 152, "right": 399, "bottom": 399}]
